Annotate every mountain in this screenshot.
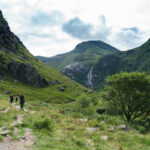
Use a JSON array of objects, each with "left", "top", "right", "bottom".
[
  {"left": 0, "top": 10, "right": 86, "bottom": 103},
  {"left": 37, "top": 41, "right": 119, "bottom": 87},
  {"left": 92, "top": 39, "right": 150, "bottom": 89}
]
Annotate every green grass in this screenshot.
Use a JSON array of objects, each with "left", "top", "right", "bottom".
[
  {"left": 1, "top": 92, "right": 150, "bottom": 150},
  {"left": 0, "top": 76, "right": 86, "bottom": 104}
]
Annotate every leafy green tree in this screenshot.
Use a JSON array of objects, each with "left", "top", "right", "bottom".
[{"left": 102, "top": 72, "right": 150, "bottom": 121}]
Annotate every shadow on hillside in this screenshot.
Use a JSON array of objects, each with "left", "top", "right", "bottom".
[{"left": 132, "top": 118, "right": 150, "bottom": 134}]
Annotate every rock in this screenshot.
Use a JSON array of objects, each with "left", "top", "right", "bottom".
[
  {"left": 15, "top": 106, "right": 20, "bottom": 110},
  {"left": 56, "top": 80, "right": 62, "bottom": 84},
  {"left": 88, "top": 89, "right": 93, "bottom": 93},
  {"left": 84, "top": 89, "right": 89, "bottom": 93},
  {"left": 109, "top": 126, "right": 115, "bottom": 131},
  {"left": 18, "top": 136, "right": 26, "bottom": 140},
  {"left": 24, "top": 108, "right": 28, "bottom": 112},
  {"left": 101, "top": 135, "right": 108, "bottom": 140},
  {"left": 17, "top": 121, "right": 23, "bottom": 124},
  {"left": 7, "top": 62, "right": 49, "bottom": 87},
  {"left": 14, "top": 80, "right": 18, "bottom": 83},
  {"left": 0, "top": 127, "right": 8, "bottom": 130},
  {"left": 58, "top": 87, "right": 65, "bottom": 91},
  {"left": 78, "top": 119, "right": 88, "bottom": 122},
  {"left": 1, "top": 107, "right": 10, "bottom": 113},
  {"left": 0, "top": 131, "right": 10, "bottom": 136},
  {"left": 49, "top": 80, "right": 57, "bottom": 85},
  {"left": 87, "top": 139, "right": 94, "bottom": 146},
  {"left": 61, "top": 62, "right": 89, "bottom": 87},
  {"left": 118, "top": 124, "right": 127, "bottom": 130},
  {"left": 86, "top": 127, "right": 99, "bottom": 131},
  {"left": 101, "top": 121, "right": 105, "bottom": 124},
  {"left": 30, "top": 111, "right": 36, "bottom": 114}
]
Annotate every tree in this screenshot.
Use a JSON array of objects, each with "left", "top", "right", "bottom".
[{"left": 102, "top": 72, "right": 150, "bottom": 121}]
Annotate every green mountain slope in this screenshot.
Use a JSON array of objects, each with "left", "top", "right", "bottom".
[
  {"left": 0, "top": 10, "right": 86, "bottom": 103},
  {"left": 37, "top": 41, "right": 119, "bottom": 87},
  {"left": 93, "top": 39, "right": 150, "bottom": 89}
]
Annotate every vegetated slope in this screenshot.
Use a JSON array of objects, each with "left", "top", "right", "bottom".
[
  {"left": 37, "top": 41, "right": 119, "bottom": 87},
  {"left": 0, "top": 10, "right": 86, "bottom": 103},
  {"left": 1, "top": 93, "right": 150, "bottom": 150},
  {"left": 93, "top": 38, "right": 150, "bottom": 89}
]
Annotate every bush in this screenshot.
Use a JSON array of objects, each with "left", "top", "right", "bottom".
[
  {"left": 74, "top": 94, "right": 96, "bottom": 116},
  {"left": 33, "top": 118, "right": 53, "bottom": 131},
  {"left": 102, "top": 72, "right": 150, "bottom": 121}
]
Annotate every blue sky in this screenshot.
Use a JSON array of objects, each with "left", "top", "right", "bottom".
[{"left": 0, "top": 0, "right": 150, "bottom": 56}]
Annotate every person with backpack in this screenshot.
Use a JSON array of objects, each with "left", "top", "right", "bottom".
[
  {"left": 20, "top": 94, "right": 25, "bottom": 109},
  {"left": 15, "top": 95, "right": 18, "bottom": 102},
  {"left": 10, "top": 95, "right": 14, "bottom": 104}
]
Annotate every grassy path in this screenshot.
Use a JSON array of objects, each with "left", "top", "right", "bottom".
[{"left": 0, "top": 101, "right": 34, "bottom": 150}]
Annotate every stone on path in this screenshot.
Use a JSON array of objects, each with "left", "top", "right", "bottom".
[
  {"left": 0, "top": 131, "right": 10, "bottom": 136},
  {"left": 118, "top": 124, "right": 127, "bottom": 130},
  {"left": 109, "top": 126, "right": 115, "bottom": 131},
  {"left": 0, "top": 127, "right": 8, "bottom": 131},
  {"left": 30, "top": 111, "right": 36, "bottom": 114},
  {"left": 86, "top": 127, "right": 99, "bottom": 131},
  {"left": 78, "top": 119, "right": 88, "bottom": 122},
  {"left": 101, "top": 135, "right": 108, "bottom": 140},
  {"left": 1, "top": 107, "right": 10, "bottom": 113}
]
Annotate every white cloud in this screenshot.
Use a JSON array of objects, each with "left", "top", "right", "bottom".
[{"left": 0, "top": 0, "right": 150, "bottom": 56}]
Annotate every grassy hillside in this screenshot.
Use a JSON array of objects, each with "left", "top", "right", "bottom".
[
  {"left": 0, "top": 92, "right": 150, "bottom": 150},
  {"left": 93, "top": 39, "right": 150, "bottom": 90}
]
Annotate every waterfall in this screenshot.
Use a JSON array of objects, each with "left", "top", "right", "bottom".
[{"left": 87, "top": 68, "right": 93, "bottom": 89}]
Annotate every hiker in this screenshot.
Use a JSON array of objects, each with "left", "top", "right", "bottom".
[
  {"left": 20, "top": 94, "right": 25, "bottom": 109},
  {"left": 10, "top": 95, "right": 14, "bottom": 104},
  {"left": 15, "top": 95, "right": 18, "bottom": 102}
]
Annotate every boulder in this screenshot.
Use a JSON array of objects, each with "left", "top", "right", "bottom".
[
  {"left": 58, "top": 87, "right": 65, "bottom": 92},
  {"left": 7, "top": 62, "right": 49, "bottom": 87},
  {"left": 49, "top": 80, "right": 57, "bottom": 85},
  {"left": 56, "top": 80, "right": 62, "bottom": 84},
  {"left": 118, "top": 124, "right": 127, "bottom": 130}
]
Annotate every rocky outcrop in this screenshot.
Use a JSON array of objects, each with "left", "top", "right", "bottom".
[
  {"left": 7, "top": 62, "right": 49, "bottom": 87},
  {"left": 61, "top": 62, "right": 89, "bottom": 86},
  {"left": 0, "top": 10, "right": 26, "bottom": 54},
  {"left": 0, "top": 10, "right": 49, "bottom": 87}
]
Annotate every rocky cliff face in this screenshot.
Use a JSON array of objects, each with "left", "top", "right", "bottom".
[
  {"left": 92, "top": 39, "right": 150, "bottom": 90},
  {"left": 0, "top": 10, "right": 49, "bottom": 87},
  {"left": 61, "top": 62, "right": 89, "bottom": 86}
]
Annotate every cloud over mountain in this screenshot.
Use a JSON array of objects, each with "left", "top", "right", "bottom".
[{"left": 62, "top": 16, "right": 111, "bottom": 41}]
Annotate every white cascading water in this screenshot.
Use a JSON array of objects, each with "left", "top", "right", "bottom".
[{"left": 87, "top": 68, "right": 93, "bottom": 89}]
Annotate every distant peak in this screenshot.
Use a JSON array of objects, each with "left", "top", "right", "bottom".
[
  {"left": 73, "top": 40, "right": 119, "bottom": 53},
  {"left": 0, "top": 10, "right": 8, "bottom": 26}
]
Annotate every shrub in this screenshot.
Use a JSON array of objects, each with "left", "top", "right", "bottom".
[
  {"left": 33, "top": 118, "right": 53, "bottom": 131},
  {"left": 102, "top": 72, "right": 150, "bottom": 121},
  {"left": 74, "top": 94, "right": 96, "bottom": 116}
]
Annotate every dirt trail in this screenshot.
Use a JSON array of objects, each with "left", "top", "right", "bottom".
[
  {"left": 0, "top": 104, "right": 34, "bottom": 150},
  {"left": 0, "top": 107, "right": 10, "bottom": 113}
]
